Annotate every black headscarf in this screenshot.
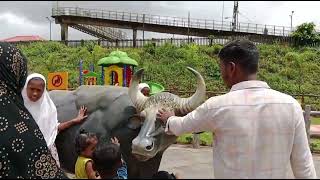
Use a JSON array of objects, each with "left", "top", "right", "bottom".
[{"left": 0, "top": 42, "right": 67, "bottom": 178}]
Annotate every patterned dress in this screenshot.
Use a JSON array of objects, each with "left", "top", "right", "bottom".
[
  {"left": 49, "top": 143, "right": 61, "bottom": 168},
  {"left": 0, "top": 42, "right": 67, "bottom": 178}
]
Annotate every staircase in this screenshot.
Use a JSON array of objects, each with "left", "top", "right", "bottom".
[{"left": 70, "top": 24, "right": 127, "bottom": 41}]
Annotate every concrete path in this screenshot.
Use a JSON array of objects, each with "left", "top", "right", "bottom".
[
  {"left": 65, "top": 144, "right": 320, "bottom": 179},
  {"left": 311, "top": 125, "right": 320, "bottom": 136},
  {"left": 159, "top": 144, "right": 320, "bottom": 179}
]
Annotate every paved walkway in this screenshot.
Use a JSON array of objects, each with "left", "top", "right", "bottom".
[
  {"left": 65, "top": 144, "right": 320, "bottom": 179},
  {"left": 311, "top": 125, "right": 320, "bottom": 136},
  {"left": 159, "top": 144, "right": 320, "bottom": 179}
]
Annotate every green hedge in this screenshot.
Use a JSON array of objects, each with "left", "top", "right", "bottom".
[{"left": 17, "top": 41, "right": 320, "bottom": 110}]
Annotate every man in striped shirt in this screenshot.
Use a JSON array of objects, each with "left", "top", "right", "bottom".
[{"left": 157, "top": 40, "right": 317, "bottom": 179}]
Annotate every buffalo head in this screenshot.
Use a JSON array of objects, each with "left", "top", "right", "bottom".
[{"left": 128, "top": 67, "right": 206, "bottom": 161}]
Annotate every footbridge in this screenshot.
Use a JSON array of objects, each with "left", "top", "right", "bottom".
[{"left": 52, "top": 7, "right": 294, "bottom": 46}]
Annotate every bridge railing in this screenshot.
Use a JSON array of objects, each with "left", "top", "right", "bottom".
[{"left": 52, "top": 7, "right": 294, "bottom": 37}]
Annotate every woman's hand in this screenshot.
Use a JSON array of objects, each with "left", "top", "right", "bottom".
[{"left": 74, "top": 106, "right": 88, "bottom": 124}]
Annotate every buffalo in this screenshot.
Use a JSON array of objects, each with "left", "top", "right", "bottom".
[{"left": 49, "top": 67, "right": 206, "bottom": 178}]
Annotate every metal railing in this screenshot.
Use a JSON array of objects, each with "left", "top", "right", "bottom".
[
  {"left": 304, "top": 105, "right": 320, "bottom": 145},
  {"left": 9, "top": 37, "right": 298, "bottom": 49},
  {"left": 60, "top": 37, "right": 293, "bottom": 48},
  {"left": 52, "top": 7, "right": 297, "bottom": 37}
]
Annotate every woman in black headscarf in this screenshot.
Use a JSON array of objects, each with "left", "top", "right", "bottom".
[{"left": 0, "top": 42, "right": 67, "bottom": 178}]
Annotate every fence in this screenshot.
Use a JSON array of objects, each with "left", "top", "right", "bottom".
[
  {"left": 9, "top": 35, "right": 304, "bottom": 49},
  {"left": 165, "top": 90, "right": 320, "bottom": 108},
  {"left": 305, "top": 105, "right": 320, "bottom": 144}
]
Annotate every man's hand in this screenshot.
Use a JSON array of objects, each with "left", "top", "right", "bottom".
[
  {"left": 156, "top": 108, "right": 175, "bottom": 125},
  {"left": 74, "top": 106, "right": 88, "bottom": 124}
]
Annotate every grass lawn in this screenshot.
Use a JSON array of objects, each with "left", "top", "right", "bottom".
[
  {"left": 176, "top": 131, "right": 320, "bottom": 153},
  {"left": 310, "top": 138, "right": 320, "bottom": 153},
  {"left": 311, "top": 117, "right": 320, "bottom": 125},
  {"left": 176, "top": 132, "right": 214, "bottom": 146}
]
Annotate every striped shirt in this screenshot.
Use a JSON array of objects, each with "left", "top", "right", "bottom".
[{"left": 166, "top": 80, "right": 316, "bottom": 179}]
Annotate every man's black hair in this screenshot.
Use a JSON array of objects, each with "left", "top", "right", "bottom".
[
  {"left": 218, "top": 39, "right": 259, "bottom": 74},
  {"left": 92, "top": 143, "right": 122, "bottom": 172}
]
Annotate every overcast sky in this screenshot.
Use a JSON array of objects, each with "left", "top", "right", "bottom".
[{"left": 1, "top": 1, "right": 320, "bottom": 40}]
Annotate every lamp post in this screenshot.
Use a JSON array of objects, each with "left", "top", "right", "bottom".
[
  {"left": 46, "top": 17, "right": 53, "bottom": 40},
  {"left": 221, "top": 1, "right": 224, "bottom": 30},
  {"left": 289, "top": 11, "right": 294, "bottom": 32},
  {"left": 188, "top": 11, "right": 190, "bottom": 43},
  {"left": 224, "top": 17, "right": 232, "bottom": 30}
]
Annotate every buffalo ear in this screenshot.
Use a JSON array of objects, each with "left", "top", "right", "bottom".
[{"left": 127, "top": 114, "right": 144, "bottom": 130}]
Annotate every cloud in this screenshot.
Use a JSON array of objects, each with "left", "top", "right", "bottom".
[
  {"left": 0, "top": 12, "right": 95, "bottom": 40},
  {"left": 0, "top": 12, "right": 41, "bottom": 28},
  {"left": 0, "top": 1, "right": 320, "bottom": 40},
  {"left": 0, "top": 12, "right": 48, "bottom": 40}
]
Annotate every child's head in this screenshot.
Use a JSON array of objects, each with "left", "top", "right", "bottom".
[
  {"left": 75, "top": 129, "right": 98, "bottom": 158},
  {"left": 138, "top": 83, "right": 150, "bottom": 96},
  {"left": 92, "top": 143, "right": 122, "bottom": 176},
  {"left": 152, "top": 171, "right": 177, "bottom": 179},
  {"left": 26, "top": 77, "right": 45, "bottom": 102}
]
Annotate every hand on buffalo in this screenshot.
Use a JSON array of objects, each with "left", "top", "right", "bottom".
[
  {"left": 74, "top": 106, "right": 88, "bottom": 123},
  {"left": 156, "top": 108, "right": 175, "bottom": 125},
  {"left": 111, "top": 137, "right": 120, "bottom": 146}
]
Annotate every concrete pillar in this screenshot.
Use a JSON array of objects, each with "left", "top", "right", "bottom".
[
  {"left": 116, "top": 39, "right": 119, "bottom": 48},
  {"left": 192, "top": 133, "right": 200, "bottom": 149},
  {"left": 61, "top": 24, "right": 69, "bottom": 41},
  {"left": 133, "top": 28, "right": 137, "bottom": 48},
  {"left": 304, "top": 105, "right": 311, "bottom": 145}
]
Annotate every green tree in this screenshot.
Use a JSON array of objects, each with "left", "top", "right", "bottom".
[{"left": 291, "top": 22, "right": 320, "bottom": 46}]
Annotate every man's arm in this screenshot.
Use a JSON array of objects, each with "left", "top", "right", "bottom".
[
  {"left": 163, "top": 101, "right": 215, "bottom": 136},
  {"left": 290, "top": 104, "right": 317, "bottom": 178}
]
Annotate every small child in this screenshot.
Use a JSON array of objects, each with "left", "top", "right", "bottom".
[
  {"left": 92, "top": 137, "right": 128, "bottom": 179},
  {"left": 75, "top": 129, "right": 100, "bottom": 179},
  {"left": 138, "top": 83, "right": 150, "bottom": 96},
  {"left": 152, "top": 171, "right": 180, "bottom": 179}
]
